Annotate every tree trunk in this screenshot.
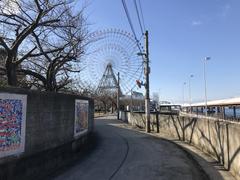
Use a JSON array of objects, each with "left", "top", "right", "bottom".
[{"left": 6, "top": 57, "right": 18, "bottom": 86}]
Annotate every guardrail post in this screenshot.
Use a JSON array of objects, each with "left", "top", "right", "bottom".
[
  {"left": 222, "top": 106, "right": 225, "bottom": 119},
  {"left": 156, "top": 111, "right": 160, "bottom": 133},
  {"left": 233, "top": 106, "right": 236, "bottom": 119}
]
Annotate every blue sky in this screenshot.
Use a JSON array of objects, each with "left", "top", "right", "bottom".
[{"left": 78, "top": 0, "right": 240, "bottom": 103}]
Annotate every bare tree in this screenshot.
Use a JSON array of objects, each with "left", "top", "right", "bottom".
[
  {"left": 0, "top": 48, "right": 7, "bottom": 71},
  {"left": 20, "top": 5, "right": 88, "bottom": 91},
  {"left": 0, "top": 47, "right": 7, "bottom": 85},
  {"left": 0, "top": 0, "right": 88, "bottom": 88}
]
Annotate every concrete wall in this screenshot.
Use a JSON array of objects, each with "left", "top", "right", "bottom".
[
  {"left": 120, "top": 111, "right": 240, "bottom": 180},
  {"left": 0, "top": 87, "right": 94, "bottom": 180}
]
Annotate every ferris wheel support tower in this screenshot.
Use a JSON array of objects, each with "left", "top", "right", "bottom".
[{"left": 97, "top": 63, "right": 122, "bottom": 95}]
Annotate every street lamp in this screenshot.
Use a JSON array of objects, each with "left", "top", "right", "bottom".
[
  {"left": 204, "top": 57, "right": 211, "bottom": 116},
  {"left": 182, "top": 82, "right": 186, "bottom": 106},
  {"left": 189, "top": 75, "right": 194, "bottom": 113}
]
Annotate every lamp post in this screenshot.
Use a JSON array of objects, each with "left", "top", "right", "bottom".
[
  {"left": 189, "top": 75, "right": 194, "bottom": 113},
  {"left": 182, "top": 82, "right": 186, "bottom": 106},
  {"left": 204, "top": 57, "right": 211, "bottom": 116}
]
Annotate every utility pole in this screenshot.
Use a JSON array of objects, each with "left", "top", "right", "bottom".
[
  {"left": 137, "top": 30, "right": 150, "bottom": 132},
  {"left": 144, "top": 30, "right": 150, "bottom": 133},
  {"left": 204, "top": 57, "right": 211, "bottom": 116},
  {"left": 131, "top": 89, "right": 133, "bottom": 112},
  {"left": 117, "top": 72, "right": 120, "bottom": 120}
]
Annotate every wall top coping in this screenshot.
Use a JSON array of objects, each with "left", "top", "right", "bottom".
[{"left": 0, "top": 87, "right": 93, "bottom": 102}]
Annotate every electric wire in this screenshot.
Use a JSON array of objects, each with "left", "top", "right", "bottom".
[
  {"left": 121, "top": 0, "right": 137, "bottom": 40},
  {"left": 134, "top": 0, "right": 144, "bottom": 35},
  {"left": 121, "top": 0, "right": 143, "bottom": 53},
  {"left": 138, "top": 0, "right": 146, "bottom": 31}
]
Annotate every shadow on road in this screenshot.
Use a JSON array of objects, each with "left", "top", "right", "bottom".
[{"left": 46, "top": 116, "right": 224, "bottom": 180}]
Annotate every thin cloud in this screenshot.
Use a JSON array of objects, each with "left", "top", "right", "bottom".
[
  {"left": 221, "top": 4, "right": 231, "bottom": 17},
  {"left": 192, "top": 20, "right": 203, "bottom": 26}
]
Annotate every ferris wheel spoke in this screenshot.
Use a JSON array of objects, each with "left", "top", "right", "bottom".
[{"left": 79, "top": 29, "right": 144, "bottom": 94}]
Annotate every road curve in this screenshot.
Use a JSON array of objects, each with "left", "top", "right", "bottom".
[{"left": 50, "top": 116, "right": 209, "bottom": 180}]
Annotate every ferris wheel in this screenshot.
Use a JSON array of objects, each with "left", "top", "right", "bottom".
[{"left": 78, "top": 29, "right": 144, "bottom": 95}]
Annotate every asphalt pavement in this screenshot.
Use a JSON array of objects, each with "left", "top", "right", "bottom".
[{"left": 49, "top": 116, "right": 211, "bottom": 180}]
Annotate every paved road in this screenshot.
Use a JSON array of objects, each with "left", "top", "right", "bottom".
[{"left": 50, "top": 116, "right": 209, "bottom": 180}]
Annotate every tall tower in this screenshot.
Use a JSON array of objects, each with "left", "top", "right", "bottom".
[{"left": 97, "top": 63, "right": 122, "bottom": 95}]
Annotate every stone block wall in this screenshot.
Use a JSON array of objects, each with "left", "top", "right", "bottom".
[{"left": 0, "top": 87, "right": 94, "bottom": 180}]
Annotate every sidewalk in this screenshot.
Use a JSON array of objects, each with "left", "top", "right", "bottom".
[
  {"left": 113, "top": 119, "right": 236, "bottom": 180},
  {"left": 50, "top": 116, "right": 211, "bottom": 180}
]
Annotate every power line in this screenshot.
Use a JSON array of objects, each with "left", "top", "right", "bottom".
[
  {"left": 121, "top": 0, "right": 143, "bottom": 52},
  {"left": 138, "top": 0, "right": 146, "bottom": 31},
  {"left": 121, "top": 0, "right": 137, "bottom": 40},
  {"left": 134, "top": 0, "right": 144, "bottom": 35}
]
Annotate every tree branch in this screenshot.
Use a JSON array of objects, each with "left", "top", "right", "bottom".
[
  {"left": 18, "top": 69, "right": 46, "bottom": 84},
  {"left": 38, "top": 19, "right": 60, "bottom": 26},
  {"left": 0, "top": 37, "right": 9, "bottom": 51},
  {"left": 32, "top": 32, "right": 52, "bottom": 62},
  {"left": 11, "top": 7, "right": 43, "bottom": 51},
  {"left": 16, "top": 46, "right": 37, "bottom": 64},
  {"left": 28, "top": 47, "right": 64, "bottom": 58},
  {"left": 34, "top": 0, "right": 42, "bottom": 12}
]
